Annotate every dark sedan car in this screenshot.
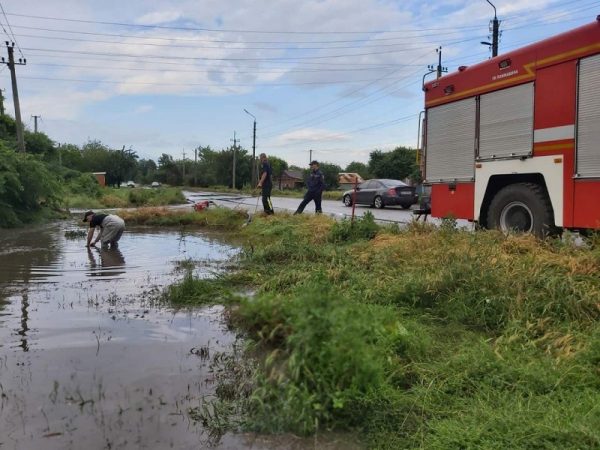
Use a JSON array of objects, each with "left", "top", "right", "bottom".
[{"left": 342, "top": 179, "right": 418, "bottom": 209}]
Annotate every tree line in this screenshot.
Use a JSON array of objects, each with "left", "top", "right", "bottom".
[{"left": 0, "top": 113, "right": 419, "bottom": 226}]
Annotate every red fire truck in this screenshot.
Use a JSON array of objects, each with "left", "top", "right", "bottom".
[{"left": 422, "top": 17, "right": 600, "bottom": 236}]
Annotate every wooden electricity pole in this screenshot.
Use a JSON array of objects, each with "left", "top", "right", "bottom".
[
  {"left": 32, "top": 114, "right": 41, "bottom": 133},
  {"left": 230, "top": 132, "right": 238, "bottom": 189},
  {"left": 2, "top": 42, "right": 26, "bottom": 152}
]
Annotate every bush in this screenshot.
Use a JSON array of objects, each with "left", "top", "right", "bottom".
[
  {"left": 0, "top": 144, "right": 61, "bottom": 227},
  {"left": 328, "top": 211, "right": 379, "bottom": 242},
  {"left": 68, "top": 173, "right": 101, "bottom": 198}
]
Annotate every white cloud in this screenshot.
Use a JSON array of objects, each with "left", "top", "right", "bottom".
[
  {"left": 275, "top": 128, "right": 350, "bottom": 145},
  {"left": 18, "top": 88, "right": 110, "bottom": 121},
  {"left": 136, "top": 10, "right": 183, "bottom": 25},
  {"left": 134, "top": 104, "right": 154, "bottom": 113}
]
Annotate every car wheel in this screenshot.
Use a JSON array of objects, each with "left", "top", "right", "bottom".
[
  {"left": 374, "top": 196, "right": 384, "bottom": 209},
  {"left": 343, "top": 194, "right": 352, "bottom": 207}
]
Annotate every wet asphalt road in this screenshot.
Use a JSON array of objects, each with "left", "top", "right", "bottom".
[
  {"left": 185, "top": 191, "right": 426, "bottom": 224},
  {"left": 184, "top": 191, "right": 474, "bottom": 229}
]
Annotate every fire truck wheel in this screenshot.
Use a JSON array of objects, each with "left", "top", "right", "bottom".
[
  {"left": 343, "top": 194, "right": 353, "bottom": 207},
  {"left": 373, "top": 196, "right": 384, "bottom": 209},
  {"left": 487, "top": 182, "right": 554, "bottom": 238}
]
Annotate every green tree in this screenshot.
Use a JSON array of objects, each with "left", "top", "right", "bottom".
[
  {"left": 24, "top": 130, "right": 56, "bottom": 160},
  {"left": 136, "top": 158, "right": 158, "bottom": 184},
  {"left": 344, "top": 161, "right": 370, "bottom": 179},
  {"left": 58, "top": 144, "right": 84, "bottom": 171},
  {"left": 268, "top": 155, "right": 289, "bottom": 189},
  {"left": 368, "top": 147, "right": 418, "bottom": 182},
  {"left": 157, "top": 153, "right": 182, "bottom": 185}
]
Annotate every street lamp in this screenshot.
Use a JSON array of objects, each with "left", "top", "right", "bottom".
[{"left": 244, "top": 109, "right": 257, "bottom": 186}]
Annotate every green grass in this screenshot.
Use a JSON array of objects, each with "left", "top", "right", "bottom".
[
  {"left": 64, "top": 186, "right": 186, "bottom": 209},
  {"left": 118, "top": 206, "right": 248, "bottom": 229},
  {"left": 163, "top": 214, "right": 600, "bottom": 448}
]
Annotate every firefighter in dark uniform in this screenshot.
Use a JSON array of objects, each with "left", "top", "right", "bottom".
[
  {"left": 257, "top": 153, "right": 274, "bottom": 215},
  {"left": 295, "top": 160, "right": 325, "bottom": 214}
]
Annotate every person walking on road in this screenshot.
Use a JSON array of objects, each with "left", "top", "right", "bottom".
[
  {"left": 257, "top": 153, "right": 275, "bottom": 215},
  {"left": 83, "top": 211, "right": 126, "bottom": 248},
  {"left": 295, "top": 160, "right": 325, "bottom": 214}
]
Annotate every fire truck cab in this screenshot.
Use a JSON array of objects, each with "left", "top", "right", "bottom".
[{"left": 423, "top": 17, "right": 600, "bottom": 236}]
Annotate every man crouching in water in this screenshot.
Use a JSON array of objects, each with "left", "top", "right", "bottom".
[{"left": 83, "top": 211, "right": 125, "bottom": 248}]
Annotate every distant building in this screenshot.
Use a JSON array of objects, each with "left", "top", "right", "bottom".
[
  {"left": 338, "top": 173, "right": 363, "bottom": 190},
  {"left": 276, "top": 170, "right": 304, "bottom": 189},
  {"left": 92, "top": 172, "right": 106, "bottom": 187}
]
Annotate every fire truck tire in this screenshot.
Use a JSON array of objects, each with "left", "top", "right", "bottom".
[
  {"left": 343, "top": 194, "right": 352, "bottom": 207},
  {"left": 486, "top": 182, "right": 555, "bottom": 238},
  {"left": 373, "top": 196, "right": 384, "bottom": 209}
]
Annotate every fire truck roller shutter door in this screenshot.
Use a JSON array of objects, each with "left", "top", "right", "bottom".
[
  {"left": 576, "top": 54, "right": 600, "bottom": 178},
  {"left": 479, "top": 82, "right": 534, "bottom": 160},
  {"left": 425, "top": 97, "right": 476, "bottom": 182}
]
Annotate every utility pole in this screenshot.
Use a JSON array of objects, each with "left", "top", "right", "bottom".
[
  {"left": 435, "top": 47, "right": 447, "bottom": 79},
  {"left": 194, "top": 147, "right": 198, "bottom": 186},
  {"left": 2, "top": 42, "right": 26, "bottom": 152},
  {"left": 309, "top": 149, "right": 313, "bottom": 163},
  {"left": 230, "top": 132, "right": 238, "bottom": 189},
  {"left": 181, "top": 148, "right": 186, "bottom": 180},
  {"left": 31, "top": 115, "right": 41, "bottom": 133},
  {"left": 0, "top": 88, "right": 4, "bottom": 116},
  {"left": 482, "top": 1, "right": 500, "bottom": 57}
]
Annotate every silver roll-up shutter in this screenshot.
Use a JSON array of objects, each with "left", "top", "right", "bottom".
[
  {"left": 577, "top": 54, "right": 600, "bottom": 178},
  {"left": 425, "top": 97, "right": 475, "bottom": 182},
  {"left": 478, "top": 82, "right": 533, "bottom": 160}
]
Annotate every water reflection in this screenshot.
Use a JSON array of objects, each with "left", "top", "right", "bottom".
[
  {"left": 0, "top": 225, "right": 62, "bottom": 284},
  {"left": 86, "top": 247, "right": 126, "bottom": 277},
  {"left": 18, "top": 293, "right": 29, "bottom": 352}
]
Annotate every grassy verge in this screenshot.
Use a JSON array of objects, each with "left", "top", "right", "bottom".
[
  {"left": 64, "top": 186, "right": 186, "bottom": 209},
  {"left": 117, "top": 206, "right": 248, "bottom": 229},
  {"left": 162, "top": 212, "right": 600, "bottom": 448}
]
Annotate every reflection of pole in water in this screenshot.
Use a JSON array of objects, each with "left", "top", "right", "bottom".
[{"left": 19, "top": 292, "right": 29, "bottom": 352}]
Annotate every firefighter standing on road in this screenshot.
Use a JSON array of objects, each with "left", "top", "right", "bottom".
[
  {"left": 294, "top": 160, "right": 325, "bottom": 214},
  {"left": 256, "top": 153, "right": 274, "bottom": 215}
]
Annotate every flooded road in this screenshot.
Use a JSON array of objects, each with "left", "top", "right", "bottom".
[{"left": 0, "top": 222, "right": 245, "bottom": 449}]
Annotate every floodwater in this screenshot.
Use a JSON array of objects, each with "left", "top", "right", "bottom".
[
  {"left": 0, "top": 222, "right": 246, "bottom": 449},
  {"left": 0, "top": 221, "right": 361, "bottom": 450}
]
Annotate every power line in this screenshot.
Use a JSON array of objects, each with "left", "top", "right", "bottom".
[
  {"left": 19, "top": 45, "right": 453, "bottom": 61},
  {"left": 19, "top": 75, "right": 401, "bottom": 87},
  {"left": 11, "top": 31, "right": 462, "bottom": 51},
  {"left": 29, "top": 61, "right": 425, "bottom": 74},
  {"left": 8, "top": 24, "right": 477, "bottom": 47},
  {"left": 0, "top": 3, "right": 24, "bottom": 58},
  {"left": 5, "top": 12, "right": 488, "bottom": 34},
  {"left": 22, "top": 51, "right": 404, "bottom": 68}
]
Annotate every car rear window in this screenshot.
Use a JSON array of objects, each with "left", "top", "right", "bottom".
[{"left": 380, "top": 179, "right": 408, "bottom": 187}]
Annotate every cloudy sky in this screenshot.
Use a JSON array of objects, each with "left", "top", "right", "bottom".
[{"left": 0, "top": 0, "right": 597, "bottom": 167}]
